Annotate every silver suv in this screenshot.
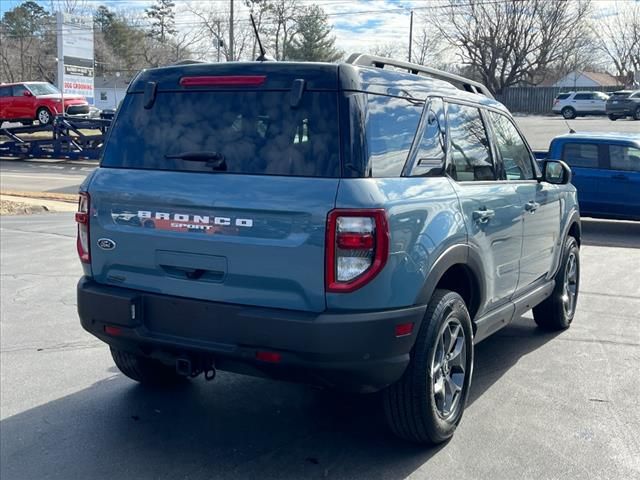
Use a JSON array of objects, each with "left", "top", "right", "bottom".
[{"left": 552, "top": 91, "right": 609, "bottom": 119}]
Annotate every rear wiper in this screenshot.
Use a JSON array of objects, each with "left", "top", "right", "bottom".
[{"left": 165, "top": 151, "right": 227, "bottom": 170}]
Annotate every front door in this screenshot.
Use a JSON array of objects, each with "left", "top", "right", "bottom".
[
  {"left": 485, "top": 111, "right": 561, "bottom": 292},
  {"left": 446, "top": 103, "right": 523, "bottom": 312}
]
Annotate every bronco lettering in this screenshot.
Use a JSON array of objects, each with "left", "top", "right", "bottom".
[{"left": 137, "top": 210, "right": 253, "bottom": 227}]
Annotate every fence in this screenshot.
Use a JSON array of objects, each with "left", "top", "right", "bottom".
[{"left": 495, "top": 85, "right": 623, "bottom": 115}]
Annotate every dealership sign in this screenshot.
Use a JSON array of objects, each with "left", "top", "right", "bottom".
[{"left": 56, "top": 13, "right": 94, "bottom": 103}]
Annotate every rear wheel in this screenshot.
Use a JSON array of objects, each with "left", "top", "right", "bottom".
[
  {"left": 533, "top": 236, "right": 580, "bottom": 330},
  {"left": 110, "top": 347, "right": 186, "bottom": 386},
  {"left": 36, "top": 107, "right": 52, "bottom": 125},
  {"left": 633, "top": 107, "right": 640, "bottom": 120},
  {"left": 608, "top": 114, "right": 619, "bottom": 121},
  {"left": 383, "top": 290, "right": 473, "bottom": 444},
  {"left": 562, "top": 107, "right": 576, "bottom": 119}
]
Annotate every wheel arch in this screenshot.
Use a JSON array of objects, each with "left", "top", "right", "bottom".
[{"left": 416, "top": 244, "right": 486, "bottom": 324}]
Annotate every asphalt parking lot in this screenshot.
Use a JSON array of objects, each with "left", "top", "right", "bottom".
[{"left": 1, "top": 213, "right": 638, "bottom": 480}]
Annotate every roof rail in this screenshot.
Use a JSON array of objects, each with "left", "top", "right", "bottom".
[{"left": 345, "top": 53, "right": 494, "bottom": 99}]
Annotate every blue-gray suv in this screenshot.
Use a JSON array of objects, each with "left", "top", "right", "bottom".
[{"left": 76, "top": 54, "right": 581, "bottom": 444}]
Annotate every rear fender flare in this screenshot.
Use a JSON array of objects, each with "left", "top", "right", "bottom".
[{"left": 416, "top": 244, "right": 487, "bottom": 320}]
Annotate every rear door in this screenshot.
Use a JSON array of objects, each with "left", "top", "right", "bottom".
[
  {"left": 89, "top": 84, "right": 341, "bottom": 313},
  {"left": 11, "top": 84, "right": 32, "bottom": 119},
  {"left": 601, "top": 143, "right": 640, "bottom": 219},
  {"left": 560, "top": 141, "right": 603, "bottom": 216}
]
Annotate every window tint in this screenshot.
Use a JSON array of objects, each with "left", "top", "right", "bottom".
[
  {"left": 488, "top": 111, "right": 534, "bottom": 180},
  {"left": 366, "top": 94, "right": 422, "bottom": 177},
  {"left": 556, "top": 93, "right": 571, "bottom": 100},
  {"left": 12, "top": 85, "right": 27, "bottom": 96},
  {"left": 562, "top": 143, "right": 599, "bottom": 168},
  {"left": 447, "top": 103, "right": 495, "bottom": 181},
  {"left": 573, "top": 93, "right": 594, "bottom": 100},
  {"left": 0, "top": 86, "right": 11, "bottom": 97},
  {"left": 101, "top": 91, "right": 340, "bottom": 177},
  {"left": 609, "top": 145, "right": 640, "bottom": 172},
  {"left": 408, "top": 97, "right": 446, "bottom": 176}
]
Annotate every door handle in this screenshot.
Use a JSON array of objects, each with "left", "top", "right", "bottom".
[
  {"left": 473, "top": 208, "right": 495, "bottom": 224},
  {"left": 612, "top": 174, "right": 628, "bottom": 181},
  {"left": 525, "top": 201, "right": 540, "bottom": 213}
]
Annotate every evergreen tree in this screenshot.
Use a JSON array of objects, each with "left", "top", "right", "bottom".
[
  {"left": 286, "top": 5, "right": 341, "bottom": 62},
  {"left": 145, "top": 0, "right": 177, "bottom": 43}
]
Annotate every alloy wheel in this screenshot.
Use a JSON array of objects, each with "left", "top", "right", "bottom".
[
  {"left": 562, "top": 252, "right": 578, "bottom": 317},
  {"left": 431, "top": 316, "right": 467, "bottom": 420}
]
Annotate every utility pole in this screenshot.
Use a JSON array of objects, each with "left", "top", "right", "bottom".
[
  {"left": 216, "top": 20, "right": 221, "bottom": 62},
  {"left": 408, "top": 10, "right": 414, "bottom": 63},
  {"left": 229, "top": 0, "right": 234, "bottom": 61}
]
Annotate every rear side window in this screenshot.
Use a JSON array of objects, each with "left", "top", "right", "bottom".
[
  {"left": 609, "top": 145, "right": 640, "bottom": 172},
  {"left": 0, "top": 86, "right": 11, "bottom": 97},
  {"left": 488, "top": 111, "right": 534, "bottom": 180},
  {"left": 408, "top": 97, "right": 446, "bottom": 176},
  {"left": 365, "top": 94, "right": 422, "bottom": 177},
  {"left": 562, "top": 143, "right": 599, "bottom": 168},
  {"left": 447, "top": 103, "right": 495, "bottom": 181},
  {"left": 11, "top": 85, "right": 27, "bottom": 96},
  {"left": 101, "top": 91, "right": 340, "bottom": 177},
  {"left": 556, "top": 93, "right": 571, "bottom": 100}
]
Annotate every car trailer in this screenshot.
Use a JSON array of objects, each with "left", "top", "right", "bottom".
[{"left": 0, "top": 116, "right": 111, "bottom": 161}]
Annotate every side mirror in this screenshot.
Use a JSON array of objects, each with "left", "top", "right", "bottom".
[
  {"left": 22, "top": 90, "right": 33, "bottom": 97},
  {"left": 542, "top": 160, "right": 572, "bottom": 185}
]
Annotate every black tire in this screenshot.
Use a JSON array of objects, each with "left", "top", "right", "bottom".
[
  {"left": 633, "top": 107, "right": 640, "bottom": 121},
  {"left": 110, "top": 347, "right": 186, "bottom": 385},
  {"left": 561, "top": 107, "right": 576, "bottom": 119},
  {"left": 383, "top": 290, "right": 474, "bottom": 444},
  {"left": 36, "top": 107, "right": 52, "bottom": 125},
  {"left": 608, "top": 114, "right": 619, "bottom": 121},
  {"left": 533, "top": 236, "right": 580, "bottom": 331}
]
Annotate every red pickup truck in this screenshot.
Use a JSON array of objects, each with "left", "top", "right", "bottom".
[{"left": 0, "top": 82, "right": 89, "bottom": 125}]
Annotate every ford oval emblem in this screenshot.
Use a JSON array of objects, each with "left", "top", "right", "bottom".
[{"left": 97, "top": 238, "right": 116, "bottom": 250}]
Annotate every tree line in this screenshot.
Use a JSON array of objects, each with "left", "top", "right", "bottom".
[{"left": 1, "top": 0, "right": 638, "bottom": 95}]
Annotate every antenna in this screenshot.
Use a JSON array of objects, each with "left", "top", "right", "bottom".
[
  {"left": 564, "top": 120, "right": 576, "bottom": 134},
  {"left": 250, "top": 14, "right": 269, "bottom": 62}
]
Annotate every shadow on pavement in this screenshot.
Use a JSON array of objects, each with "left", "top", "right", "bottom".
[
  {"left": 0, "top": 316, "right": 560, "bottom": 480},
  {"left": 581, "top": 218, "right": 640, "bottom": 249}
]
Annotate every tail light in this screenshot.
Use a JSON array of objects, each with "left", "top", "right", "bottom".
[
  {"left": 326, "top": 209, "right": 389, "bottom": 293},
  {"left": 553, "top": 99, "right": 559, "bottom": 105},
  {"left": 75, "top": 192, "right": 90, "bottom": 263}
]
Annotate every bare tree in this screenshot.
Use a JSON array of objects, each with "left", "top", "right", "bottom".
[
  {"left": 427, "top": 0, "right": 592, "bottom": 94},
  {"left": 592, "top": 2, "right": 640, "bottom": 81},
  {"left": 264, "top": 0, "right": 299, "bottom": 61}
]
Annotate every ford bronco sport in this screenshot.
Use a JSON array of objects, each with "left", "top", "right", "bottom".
[{"left": 76, "top": 54, "right": 581, "bottom": 444}]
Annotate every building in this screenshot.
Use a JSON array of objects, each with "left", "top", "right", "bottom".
[
  {"left": 549, "top": 71, "right": 621, "bottom": 88},
  {"left": 93, "top": 74, "right": 129, "bottom": 110}
]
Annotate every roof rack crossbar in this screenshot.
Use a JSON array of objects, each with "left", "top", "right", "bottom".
[{"left": 345, "top": 53, "right": 494, "bottom": 99}]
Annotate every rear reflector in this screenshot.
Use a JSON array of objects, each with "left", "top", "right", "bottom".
[
  {"left": 395, "top": 322, "right": 414, "bottom": 337},
  {"left": 104, "top": 325, "right": 122, "bottom": 336},
  {"left": 255, "top": 351, "right": 282, "bottom": 363},
  {"left": 180, "top": 75, "right": 267, "bottom": 87}
]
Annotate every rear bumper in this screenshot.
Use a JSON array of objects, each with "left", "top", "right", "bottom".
[
  {"left": 606, "top": 105, "right": 632, "bottom": 115},
  {"left": 77, "top": 277, "right": 426, "bottom": 392}
]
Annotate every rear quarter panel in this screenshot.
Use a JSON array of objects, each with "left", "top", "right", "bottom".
[{"left": 328, "top": 177, "right": 466, "bottom": 310}]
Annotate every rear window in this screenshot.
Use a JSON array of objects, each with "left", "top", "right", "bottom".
[
  {"left": 556, "top": 93, "right": 571, "bottom": 100},
  {"left": 101, "top": 91, "right": 340, "bottom": 177},
  {"left": 611, "top": 92, "right": 631, "bottom": 98},
  {"left": 562, "top": 143, "right": 599, "bottom": 168}
]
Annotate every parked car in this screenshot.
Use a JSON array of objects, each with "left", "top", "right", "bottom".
[
  {"left": 76, "top": 55, "right": 581, "bottom": 444},
  {"left": 552, "top": 91, "right": 609, "bottom": 119},
  {"left": 539, "top": 132, "right": 640, "bottom": 220},
  {"left": 605, "top": 90, "right": 640, "bottom": 120},
  {"left": 0, "top": 82, "right": 89, "bottom": 125}
]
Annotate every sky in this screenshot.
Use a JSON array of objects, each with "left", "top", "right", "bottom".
[{"left": 0, "top": 0, "right": 632, "bottom": 59}]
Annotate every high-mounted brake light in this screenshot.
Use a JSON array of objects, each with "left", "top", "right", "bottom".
[
  {"left": 76, "top": 192, "right": 90, "bottom": 263},
  {"left": 179, "top": 75, "right": 267, "bottom": 87},
  {"left": 326, "top": 209, "right": 389, "bottom": 293}
]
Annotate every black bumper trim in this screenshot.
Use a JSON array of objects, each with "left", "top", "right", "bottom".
[{"left": 77, "top": 277, "right": 426, "bottom": 392}]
